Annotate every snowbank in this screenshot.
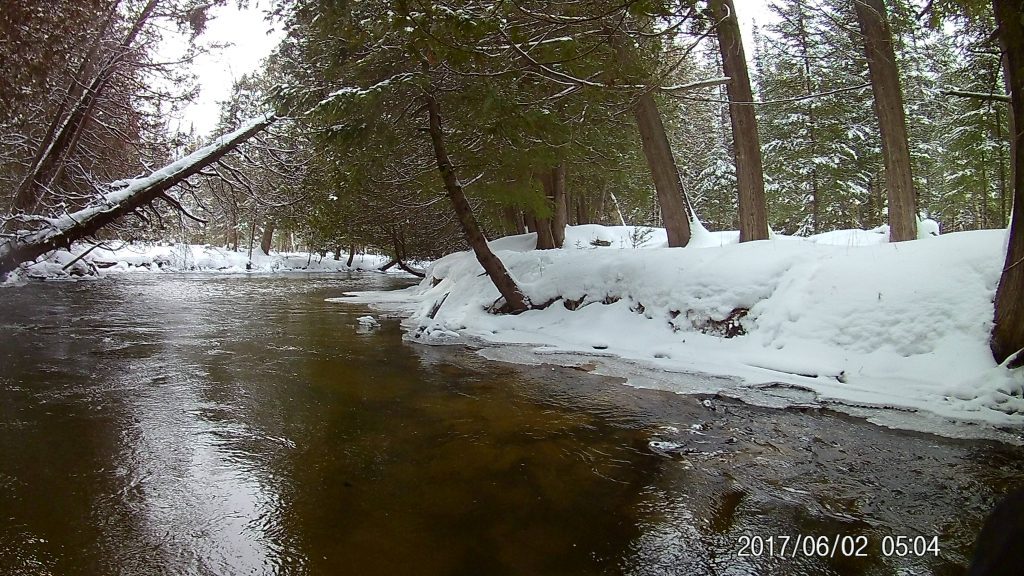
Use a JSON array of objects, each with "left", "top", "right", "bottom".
[
  {"left": 341, "top": 224, "right": 1024, "bottom": 440},
  {"left": 6, "top": 242, "right": 394, "bottom": 281}
]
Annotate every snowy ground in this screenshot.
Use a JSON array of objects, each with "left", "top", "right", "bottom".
[
  {"left": 5, "top": 242, "right": 394, "bottom": 281},
  {"left": 340, "top": 222, "right": 1024, "bottom": 443}
]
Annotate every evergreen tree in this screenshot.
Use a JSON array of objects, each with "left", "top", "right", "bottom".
[{"left": 756, "top": 0, "right": 881, "bottom": 234}]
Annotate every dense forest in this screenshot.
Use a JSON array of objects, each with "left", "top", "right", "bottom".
[{"left": 1, "top": 0, "right": 1023, "bottom": 360}]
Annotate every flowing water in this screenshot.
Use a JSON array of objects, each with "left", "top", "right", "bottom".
[{"left": 0, "top": 273, "right": 1022, "bottom": 576}]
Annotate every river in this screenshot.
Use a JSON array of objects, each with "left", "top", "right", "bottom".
[{"left": 1, "top": 273, "right": 1022, "bottom": 575}]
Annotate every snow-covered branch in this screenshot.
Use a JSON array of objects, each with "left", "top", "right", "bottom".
[{"left": 0, "top": 113, "right": 277, "bottom": 278}]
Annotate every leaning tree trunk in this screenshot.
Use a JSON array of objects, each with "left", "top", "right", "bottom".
[
  {"left": 346, "top": 243, "right": 356, "bottom": 267},
  {"left": 710, "top": 0, "right": 769, "bottom": 242},
  {"left": 260, "top": 222, "right": 275, "bottom": 256},
  {"left": 991, "top": 0, "right": 1024, "bottom": 367},
  {"left": 854, "top": 0, "right": 918, "bottom": 242},
  {"left": 609, "top": 31, "right": 693, "bottom": 247},
  {"left": 423, "top": 91, "right": 530, "bottom": 313},
  {"left": 10, "top": 0, "right": 159, "bottom": 217},
  {"left": 0, "top": 114, "right": 276, "bottom": 278},
  {"left": 633, "top": 93, "right": 693, "bottom": 247}
]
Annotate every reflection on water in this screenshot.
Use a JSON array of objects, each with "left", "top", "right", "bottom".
[{"left": 0, "top": 273, "right": 1022, "bottom": 575}]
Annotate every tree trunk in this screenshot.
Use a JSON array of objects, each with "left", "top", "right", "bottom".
[
  {"left": 524, "top": 212, "right": 538, "bottom": 233},
  {"left": 552, "top": 165, "right": 569, "bottom": 242},
  {"left": 534, "top": 214, "right": 556, "bottom": 249},
  {"left": 423, "top": 91, "right": 530, "bottom": 313},
  {"left": 347, "top": 243, "right": 356, "bottom": 267},
  {"left": 576, "top": 195, "right": 591, "bottom": 225},
  {"left": 854, "top": 0, "right": 918, "bottom": 242},
  {"left": 0, "top": 114, "right": 276, "bottom": 278},
  {"left": 260, "top": 222, "right": 275, "bottom": 256},
  {"left": 991, "top": 0, "right": 1024, "bottom": 367},
  {"left": 1002, "top": 47, "right": 1017, "bottom": 200},
  {"left": 536, "top": 171, "right": 558, "bottom": 250},
  {"left": 504, "top": 206, "right": 526, "bottom": 235},
  {"left": 609, "top": 190, "right": 628, "bottom": 226},
  {"left": 9, "top": 0, "right": 159, "bottom": 217},
  {"left": 633, "top": 93, "right": 692, "bottom": 247},
  {"left": 997, "top": 106, "right": 1009, "bottom": 228},
  {"left": 564, "top": 188, "right": 574, "bottom": 226},
  {"left": 711, "top": 0, "right": 769, "bottom": 242},
  {"left": 333, "top": 245, "right": 341, "bottom": 260},
  {"left": 552, "top": 165, "right": 567, "bottom": 247}
]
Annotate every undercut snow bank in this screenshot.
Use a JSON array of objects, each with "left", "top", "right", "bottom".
[{"left": 341, "top": 224, "right": 1024, "bottom": 440}]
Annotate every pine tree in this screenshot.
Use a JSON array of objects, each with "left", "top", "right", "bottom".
[{"left": 756, "top": 0, "right": 880, "bottom": 234}]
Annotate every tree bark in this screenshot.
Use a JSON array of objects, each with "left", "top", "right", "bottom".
[
  {"left": 1002, "top": 42, "right": 1017, "bottom": 201},
  {"left": 576, "top": 195, "right": 591, "bottom": 225},
  {"left": 10, "top": 0, "right": 160, "bottom": 216},
  {"left": 711, "top": 0, "right": 769, "bottom": 242},
  {"left": 633, "top": 93, "right": 692, "bottom": 247},
  {"left": 551, "top": 165, "right": 567, "bottom": 247},
  {"left": 535, "top": 171, "right": 558, "bottom": 249},
  {"left": 0, "top": 114, "right": 276, "bottom": 278},
  {"left": 346, "top": 243, "right": 356, "bottom": 267},
  {"left": 564, "top": 188, "right": 574, "bottom": 226},
  {"left": 391, "top": 228, "right": 426, "bottom": 278},
  {"left": 504, "top": 206, "right": 526, "bottom": 235},
  {"left": 536, "top": 165, "right": 569, "bottom": 248},
  {"left": 422, "top": 91, "right": 530, "bottom": 313},
  {"left": 854, "top": 0, "right": 918, "bottom": 242},
  {"left": 991, "top": 0, "right": 1024, "bottom": 367},
  {"left": 260, "top": 222, "right": 275, "bottom": 256},
  {"left": 524, "top": 212, "right": 538, "bottom": 233},
  {"left": 534, "top": 213, "right": 556, "bottom": 249}
]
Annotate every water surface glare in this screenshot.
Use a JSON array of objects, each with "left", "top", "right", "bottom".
[{"left": 0, "top": 273, "right": 1021, "bottom": 575}]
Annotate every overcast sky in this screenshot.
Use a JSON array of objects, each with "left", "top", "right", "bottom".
[
  {"left": 178, "top": 1, "right": 775, "bottom": 136},
  {"left": 175, "top": 1, "right": 282, "bottom": 136}
]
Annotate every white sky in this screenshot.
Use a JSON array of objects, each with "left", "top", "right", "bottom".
[
  {"left": 174, "top": 1, "right": 283, "bottom": 136},
  {"left": 177, "top": 1, "right": 774, "bottom": 136},
  {"left": 736, "top": 0, "right": 776, "bottom": 52}
]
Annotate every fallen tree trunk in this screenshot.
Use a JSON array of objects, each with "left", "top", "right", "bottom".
[
  {"left": 396, "top": 259, "right": 426, "bottom": 278},
  {"left": 0, "top": 113, "right": 276, "bottom": 278}
]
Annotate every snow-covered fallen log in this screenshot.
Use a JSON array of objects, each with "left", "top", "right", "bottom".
[{"left": 0, "top": 113, "right": 276, "bottom": 278}]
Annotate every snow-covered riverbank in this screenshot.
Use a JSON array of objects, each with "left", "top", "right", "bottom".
[
  {"left": 341, "top": 223, "right": 1024, "bottom": 441},
  {"left": 6, "top": 242, "right": 393, "bottom": 280}
]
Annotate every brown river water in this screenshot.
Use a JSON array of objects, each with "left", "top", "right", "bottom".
[{"left": 0, "top": 273, "right": 1022, "bottom": 576}]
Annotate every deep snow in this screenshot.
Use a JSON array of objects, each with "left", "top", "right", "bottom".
[
  {"left": 340, "top": 223, "right": 1024, "bottom": 442},
  {"left": 5, "top": 242, "right": 393, "bottom": 281}
]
